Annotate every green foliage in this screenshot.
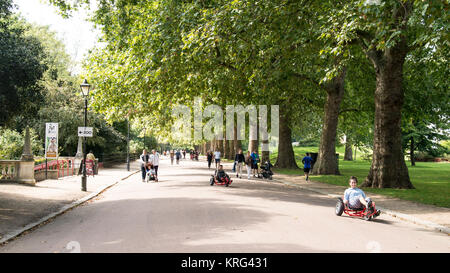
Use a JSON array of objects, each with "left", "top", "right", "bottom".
[
  {"left": 0, "top": 127, "right": 43, "bottom": 159},
  {"left": 0, "top": 9, "right": 133, "bottom": 158},
  {"left": 81, "top": 0, "right": 332, "bottom": 146},
  {"left": 0, "top": 12, "right": 47, "bottom": 127},
  {"left": 401, "top": 43, "right": 450, "bottom": 157}
]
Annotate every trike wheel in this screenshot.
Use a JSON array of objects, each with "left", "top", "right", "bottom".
[{"left": 335, "top": 198, "right": 344, "bottom": 216}]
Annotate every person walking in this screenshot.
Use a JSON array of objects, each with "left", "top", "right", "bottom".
[
  {"left": 140, "top": 149, "right": 150, "bottom": 182},
  {"left": 302, "top": 152, "right": 313, "bottom": 182},
  {"left": 214, "top": 149, "right": 221, "bottom": 169},
  {"left": 245, "top": 151, "right": 252, "bottom": 180},
  {"left": 234, "top": 149, "right": 245, "bottom": 178},
  {"left": 170, "top": 150, "right": 175, "bottom": 165},
  {"left": 150, "top": 149, "right": 160, "bottom": 182},
  {"left": 175, "top": 150, "right": 181, "bottom": 164},
  {"left": 251, "top": 150, "right": 260, "bottom": 178},
  {"left": 207, "top": 151, "right": 213, "bottom": 169}
]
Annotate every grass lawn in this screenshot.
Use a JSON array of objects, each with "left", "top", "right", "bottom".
[{"left": 269, "top": 146, "right": 450, "bottom": 208}]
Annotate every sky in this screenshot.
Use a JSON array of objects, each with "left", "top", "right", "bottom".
[{"left": 13, "top": 0, "right": 101, "bottom": 75}]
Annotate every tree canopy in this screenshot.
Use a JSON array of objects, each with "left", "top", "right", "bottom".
[{"left": 44, "top": 0, "right": 450, "bottom": 189}]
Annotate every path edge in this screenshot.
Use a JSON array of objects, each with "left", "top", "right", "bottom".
[{"left": 0, "top": 170, "right": 139, "bottom": 245}]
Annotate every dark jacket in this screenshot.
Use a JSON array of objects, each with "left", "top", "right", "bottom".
[
  {"left": 234, "top": 153, "right": 245, "bottom": 163},
  {"left": 217, "top": 169, "right": 227, "bottom": 179}
]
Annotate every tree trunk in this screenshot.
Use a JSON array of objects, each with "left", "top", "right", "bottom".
[
  {"left": 274, "top": 114, "right": 299, "bottom": 169},
  {"left": 217, "top": 139, "right": 224, "bottom": 154},
  {"left": 233, "top": 123, "right": 242, "bottom": 154},
  {"left": 228, "top": 140, "right": 234, "bottom": 159},
  {"left": 344, "top": 138, "right": 353, "bottom": 161},
  {"left": 261, "top": 139, "right": 270, "bottom": 163},
  {"left": 224, "top": 138, "right": 229, "bottom": 159},
  {"left": 312, "top": 69, "right": 346, "bottom": 175},
  {"left": 362, "top": 37, "right": 414, "bottom": 189},
  {"left": 248, "top": 122, "right": 258, "bottom": 153}
]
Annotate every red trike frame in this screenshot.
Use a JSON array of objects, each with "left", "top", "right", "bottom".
[
  {"left": 336, "top": 197, "right": 379, "bottom": 220},
  {"left": 211, "top": 175, "right": 232, "bottom": 186}
]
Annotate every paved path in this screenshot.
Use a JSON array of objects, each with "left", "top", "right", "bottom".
[
  {"left": 0, "top": 157, "right": 448, "bottom": 253},
  {"left": 274, "top": 174, "right": 450, "bottom": 232},
  {"left": 0, "top": 161, "right": 140, "bottom": 242}
]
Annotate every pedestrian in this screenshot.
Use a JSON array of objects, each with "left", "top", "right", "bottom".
[
  {"left": 214, "top": 149, "right": 221, "bottom": 169},
  {"left": 150, "top": 149, "right": 160, "bottom": 182},
  {"left": 176, "top": 150, "right": 181, "bottom": 164},
  {"left": 86, "top": 150, "right": 95, "bottom": 161},
  {"left": 140, "top": 149, "right": 150, "bottom": 182},
  {"left": 170, "top": 150, "right": 175, "bottom": 165},
  {"left": 245, "top": 151, "right": 252, "bottom": 180},
  {"left": 183, "top": 149, "right": 186, "bottom": 159},
  {"left": 234, "top": 149, "right": 245, "bottom": 178},
  {"left": 207, "top": 151, "right": 213, "bottom": 169},
  {"left": 302, "top": 152, "right": 313, "bottom": 181},
  {"left": 251, "top": 150, "right": 260, "bottom": 177}
]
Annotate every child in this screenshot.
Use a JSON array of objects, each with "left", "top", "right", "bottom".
[
  {"left": 146, "top": 163, "right": 157, "bottom": 182},
  {"left": 344, "top": 176, "right": 379, "bottom": 216}
]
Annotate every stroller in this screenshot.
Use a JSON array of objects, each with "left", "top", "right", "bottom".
[
  {"left": 145, "top": 163, "right": 157, "bottom": 182},
  {"left": 260, "top": 161, "right": 273, "bottom": 180}
]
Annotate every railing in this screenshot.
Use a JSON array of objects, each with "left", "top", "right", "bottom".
[
  {"left": 34, "top": 158, "right": 77, "bottom": 180},
  {"left": 0, "top": 159, "right": 35, "bottom": 185},
  {"left": 0, "top": 160, "right": 18, "bottom": 181},
  {"left": 100, "top": 152, "right": 140, "bottom": 168}
]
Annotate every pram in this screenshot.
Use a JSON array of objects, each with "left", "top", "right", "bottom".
[
  {"left": 145, "top": 164, "right": 157, "bottom": 182},
  {"left": 260, "top": 161, "right": 273, "bottom": 180}
]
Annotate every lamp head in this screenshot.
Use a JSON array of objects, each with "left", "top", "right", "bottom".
[{"left": 80, "top": 79, "right": 91, "bottom": 97}]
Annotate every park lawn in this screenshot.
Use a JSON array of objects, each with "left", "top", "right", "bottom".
[{"left": 270, "top": 147, "right": 450, "bottom": 208}]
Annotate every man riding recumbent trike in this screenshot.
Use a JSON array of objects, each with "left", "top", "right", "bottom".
[
  {"left": 210, "top": 165, "right": 232, "bottom": 187},
  {"left": 335, "top": 176, "right": 381, "bottom": 221}
]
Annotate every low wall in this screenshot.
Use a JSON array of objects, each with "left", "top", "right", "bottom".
[{"left": 0, "top": 160, "right": 36, "bottom": 185}]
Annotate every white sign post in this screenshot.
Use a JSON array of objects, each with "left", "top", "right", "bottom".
[
  {"left": 78, "top": 127, "right": 93, "bottom": 137},
  {"left": 45, "top": 123, "right": 58, "bottom": 159}
]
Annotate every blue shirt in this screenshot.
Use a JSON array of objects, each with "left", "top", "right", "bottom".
[
  {"left": 302, "top": 156, "right": 312, "bottom": 168},
  {"left": 251, "top": 153, "right": 259, "bottom": 163}
]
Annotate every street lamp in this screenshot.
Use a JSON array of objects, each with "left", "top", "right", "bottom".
[{"left": 80, "top": 79, "right": 91, "bottom": 191}]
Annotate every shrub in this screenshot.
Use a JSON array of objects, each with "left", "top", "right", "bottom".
[{"left": 0, "top": 127, "right": 43, "bottom": 160}]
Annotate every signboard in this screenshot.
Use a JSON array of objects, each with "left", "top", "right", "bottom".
[
  {"left": 78, "top": 127, "right": 93, "bottom": 137},
  {"left": 45, "top": 123, "right": 58, "bottom": 159}
]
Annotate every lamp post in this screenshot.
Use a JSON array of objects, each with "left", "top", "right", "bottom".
[{"left": 80, "top": 79, "right": 91, "bottom": 191}]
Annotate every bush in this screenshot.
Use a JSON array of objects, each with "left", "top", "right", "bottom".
[
  {"left": 415, "top": 151, "right": 435, "bottom": 162},
  {"left": 0, "top": 127, "right": 43, "bottom": 159}
]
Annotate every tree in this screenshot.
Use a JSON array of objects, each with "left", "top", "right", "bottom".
[
  {"left": 320, "top": 0, "right": 448, "bottom": 188},
  {"left": 0, "top": 8, "right": 47, "bottom": 127}
]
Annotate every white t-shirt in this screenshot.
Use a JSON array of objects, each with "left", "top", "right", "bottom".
[
  {"left": 150, "top": 153, "right": 160, "bottom": 166},
  {"left": 214, "top": 151, "right": 221, "bottom": 159}
]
